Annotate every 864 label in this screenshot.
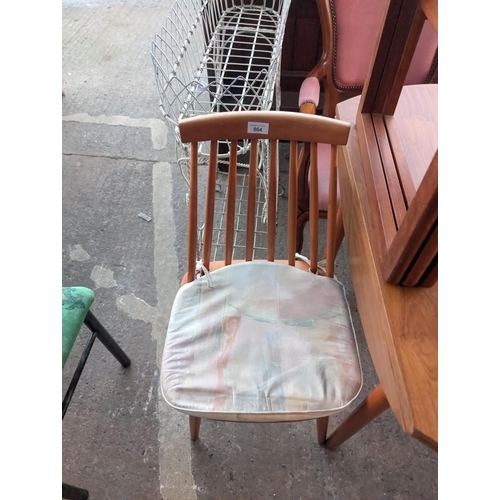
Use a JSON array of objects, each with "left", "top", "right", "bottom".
[{"left": 247, "top": 121, "right": 269, "bottom": 134}]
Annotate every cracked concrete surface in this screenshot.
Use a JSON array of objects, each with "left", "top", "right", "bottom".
[
  {"left": 62, "top": 1, "right": 437, "bottom": 499},
  {"left": 63, "top": 113, "right": 168, "bottom": 150}
]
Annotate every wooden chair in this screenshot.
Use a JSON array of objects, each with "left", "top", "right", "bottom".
[
  {"left": 160, "top": 111, "right": 362, "bottom": 445},
  {"left": 294, "top": 0, "right": 438, "bottom": 253}
]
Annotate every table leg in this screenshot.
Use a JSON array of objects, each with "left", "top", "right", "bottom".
[{"left": 325, "top": 384, "right": 389, "bottom": 450}]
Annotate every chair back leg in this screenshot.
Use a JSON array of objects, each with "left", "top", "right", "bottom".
[{"left": 84, "top": 310, "right": 131, "bottom": 367}]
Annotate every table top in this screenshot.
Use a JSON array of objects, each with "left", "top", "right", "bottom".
[
  {"left": 388, "top": 84, "right": 438, "bottom": 190},
  {"left": 336, "top": 89, "right": 438, "bottom": 451}
]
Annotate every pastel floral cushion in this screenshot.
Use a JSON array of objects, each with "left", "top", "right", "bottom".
[
  {"left": 161, "top": 262, "right": 362, "bottom": 422},
  {"left": 62, "top": 287, "right": 95, "bottom": 368}
]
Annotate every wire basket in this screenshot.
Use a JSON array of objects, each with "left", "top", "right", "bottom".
[{"left": 151, "top": 0, "right": 290, "bottom": 258}]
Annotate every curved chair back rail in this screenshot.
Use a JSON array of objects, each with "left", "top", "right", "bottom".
[{"left": 179, "top": 110, "right": 350, "bottom": 144}]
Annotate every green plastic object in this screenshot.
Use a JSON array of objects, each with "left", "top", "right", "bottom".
[{"left": 62, "top": 287, "right": 95, "bottom": 368}]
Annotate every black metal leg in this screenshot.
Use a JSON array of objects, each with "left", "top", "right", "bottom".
[
  {"left": 62, "top": 482, "right": 89, "bottom": 500},
  {"left": 62, "top": 310, "right": 131, "bottom": 498},
  {"left": 84, "top": 310, "right": 131, "bottom": 368},
  {"left": 63, "top": 310, "right": 130, "bottom": 419},
  {"left": 62, "top": 330, "right": 98, "bottom": 419}
]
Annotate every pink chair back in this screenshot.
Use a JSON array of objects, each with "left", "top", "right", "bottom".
[{"left": 333, "top": 0, "right": 437, "bottom": 89}]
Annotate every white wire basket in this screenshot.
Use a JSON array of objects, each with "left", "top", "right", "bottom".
[{"left": 151, "top": 0, "right": 291, "bottom": 259}]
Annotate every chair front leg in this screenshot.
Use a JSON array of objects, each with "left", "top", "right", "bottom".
[
  {"left": 189, "top": 416, "right": 201, "bottom": 441},
  {"left": 316, "top": 416, "right": 329, "bottom": 444}
]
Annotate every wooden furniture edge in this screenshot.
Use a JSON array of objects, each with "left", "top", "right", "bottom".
[
  {"left": 337, "top": 96, "right": 438, "bottom": 445},
  {"left": 337, "top": 99, "right": 414, "bottom": 433}
]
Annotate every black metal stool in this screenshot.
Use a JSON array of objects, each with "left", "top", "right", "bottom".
[{"left": 62, "top": 287, "right": 131, "bottom": 499}]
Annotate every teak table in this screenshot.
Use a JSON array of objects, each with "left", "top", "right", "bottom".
[{"left": 325, "top": 89, "right": 438, "bottom": 452}]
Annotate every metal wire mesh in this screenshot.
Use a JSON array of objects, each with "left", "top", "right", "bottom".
[
  {"left": 151, "top": 0, "right": 290, "bottom": 127},
  {"left": 211, "top": 167, "right": 269, "bottom": 261},
  {"left": 190, "top": 145, "right": 277, "bottom": 261},
  {"left": 151, "top": 0, "right": 291, "bottom": 257}
]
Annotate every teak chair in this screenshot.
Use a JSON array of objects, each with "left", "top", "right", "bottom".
[
  {"left": 294, "top": 0, "right": 438, "bottom": 253},
  {"left": 160, "top": 111, "right": 362, "bottom": 445}
]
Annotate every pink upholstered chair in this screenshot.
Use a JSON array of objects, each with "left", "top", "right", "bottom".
[{"left": 295, "top": 0, "right": 438, "bottom": 254}]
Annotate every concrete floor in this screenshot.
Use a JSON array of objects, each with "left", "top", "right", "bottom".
[{"left": 62, "top": 1, "right": 438, "bottom": 498}]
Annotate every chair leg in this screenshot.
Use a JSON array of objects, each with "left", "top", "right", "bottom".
[
  {"left": 324, "top": 384, "right": 389, "bottom": 450},
  {"left": 189, "top": 416, "right": 201, "bottom": 441},
  {"left": 316, "top": 416, "right": 329, "bottom": 444},
  {"left": 84, "top": 310, "right": 131, "bottom": 368},
  {"left": 63, "top": 312, "right": 131, "bottom": 419},
  {"left": 62, "top": 330, "right": 98, "bottom": 419},
  {"left": 333, "top": 205, "right": 345, "bottom": 260},
  {"left": 62, "top": 482, "right": 89, "bottom": 500},
  {"left": 322, "top": 207, "right": 345, "bottom": 263}
]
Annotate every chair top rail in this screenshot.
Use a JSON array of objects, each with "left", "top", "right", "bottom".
[{"left": 179, "top": 111, "right": 350, "bottom": 145}]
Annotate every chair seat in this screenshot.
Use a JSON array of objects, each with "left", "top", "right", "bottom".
[
  {"left": 161, "top": 262, "right": 362, "bottom": 422},
  {"left": 62, "top": 287, "right": 95, "bottom": 368}
]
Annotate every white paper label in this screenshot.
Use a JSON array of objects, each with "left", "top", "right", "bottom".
[{"left": 247, "top": 121, "right": 269, "bottom": 134}]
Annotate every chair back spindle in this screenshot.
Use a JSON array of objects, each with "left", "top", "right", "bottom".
[
  {"left": 267, "top": 139, "right": 278, "bottom": 261},
  {"left": 202, "top": 140, "right": 218, "bottom": 269},
  {"left": 187, "top": 142, "right": 198, "bottom": 283},
  {"left": 309, "top": 142, "right": 319, "bottom": 274},
  {"left": 246, "top": 139, "right": 259, "bottom": 261},
  {"left": 287, "top": 140, "right": 298, "bottom": 266},
  {"left": 325, "top": 144, "right": 338, "bottom": 278},
  {"left": 179, "top": 111, "right": 350, "bottom": 275},
  {"left": 225, "top": 139, "right": 238, "bottom": 266}
]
